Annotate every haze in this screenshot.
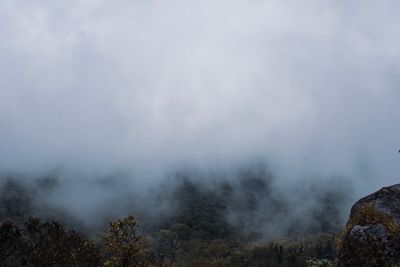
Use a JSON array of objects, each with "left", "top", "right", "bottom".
[{"left": 1, "top": 0, "right": 399, "bottom": 196}]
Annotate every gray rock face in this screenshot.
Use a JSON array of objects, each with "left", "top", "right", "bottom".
[
  {"left": 349, "top": 223, "right": 389, "bottom": 245},
  {"left": 337, "top": 184, "right": 400, "bottom": 267},
  {"left": 351, "top": 184, "right": 400, "bottom": 224}
]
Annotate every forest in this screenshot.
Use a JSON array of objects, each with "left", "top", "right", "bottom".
[{"left": 0, "top": 167, "right": 348, "bottom": 267}]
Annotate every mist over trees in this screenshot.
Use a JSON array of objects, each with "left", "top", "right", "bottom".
[
  {"left": 0, "top": 0, "right": 398, "bottom": 266},
  {"left": 0, "top": 164, "right": 351, "bottom": 266}
]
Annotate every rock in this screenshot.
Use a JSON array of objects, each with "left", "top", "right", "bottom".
[
  {"left": 351, "top": 184, "right": 400, "bottom": 224},
  {"left": 349, "top": 223, "right": 389, "bottom": 245},
  {"left": 337, "top": 184, "right": 400, "bottom": 267}
]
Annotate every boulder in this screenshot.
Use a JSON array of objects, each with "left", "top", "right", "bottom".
[
  {"left": 351, "top": 184, "right": 400, "bottom": 224},
  {"left": 337, "top": 184, "right": 400, "bottom": 267}
]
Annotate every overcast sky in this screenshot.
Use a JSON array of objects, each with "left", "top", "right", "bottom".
[{"left": 0, "top": 0, "right": 399, "bottom": 193}]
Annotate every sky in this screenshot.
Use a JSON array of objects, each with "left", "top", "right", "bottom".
[{"left": 0, "top": 0, "right": 399, "bottom": 195}]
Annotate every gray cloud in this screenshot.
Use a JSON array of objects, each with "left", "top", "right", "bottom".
[{"left": 0, "top": 0, "right": 399, "bottom": 196}]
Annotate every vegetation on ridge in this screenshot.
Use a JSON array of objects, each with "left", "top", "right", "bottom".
[{"left": 0, "top": 170, "right": 348, "bottom": 267}]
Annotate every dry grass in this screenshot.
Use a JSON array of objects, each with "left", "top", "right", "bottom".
[
  {"left": 336, "top": 202, "right": 400, "bottom": 267},
  {"left": 337, "top": 202, "right": 400, "bottom": 249},
  {"left": 349, "top": 203, "right": 400, "bottom": 234}
]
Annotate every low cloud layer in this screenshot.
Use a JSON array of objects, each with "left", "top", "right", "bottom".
[{"left": 0, "top": 0, "right": 399, "bottom": 194}]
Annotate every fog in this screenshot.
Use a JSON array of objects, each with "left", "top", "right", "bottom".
[{"left": 0, "top": 1, "right": 399, "bottom": 228}]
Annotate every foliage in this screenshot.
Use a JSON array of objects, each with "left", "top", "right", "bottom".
[
  {"left": 306, "top": 258, "right": 334, "bottom": 267},
  {"left": 0, "top": 221, "right": 27, "bottom": 266},
  {"left": 0, "top": 218, "right": 101, "bottom": 267},
  {"left": 154, "top": 224, "right": 337, "bottom": 267},
  {"left": 0, "top": 175, "right": 343, "bottom": 267},
  {"left": 102, "top": 215, "right": 153, "bottom": 267},
  {"left": 0, "top": 212, "right": 338, "bottom": 267}
]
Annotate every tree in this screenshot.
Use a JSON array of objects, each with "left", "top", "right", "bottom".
[
  {"left": 24, "top": 217, "right": 101, "bottom": 266},
  {"left": 102, "top": 215, "right": 153, "bottom": 267},
  {"left": 0, "top": 221, "right": 28, "bottom": 266},
  {"left": 0, "top": 218, "right": 101, "bottom": 267}
]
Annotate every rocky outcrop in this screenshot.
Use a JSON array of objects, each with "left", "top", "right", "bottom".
[
  {"left": 337, "top": 184, "right": 400, "bottom": 266},
  {"left": 351, "top": 184, "right": 400, "bottom": 225}
]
